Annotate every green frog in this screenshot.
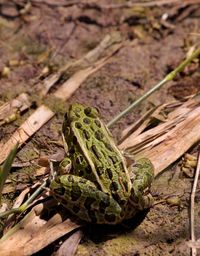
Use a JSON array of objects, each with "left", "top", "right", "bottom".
[{"left": 50, "top": 103, "right": 154, "bottom": 224}]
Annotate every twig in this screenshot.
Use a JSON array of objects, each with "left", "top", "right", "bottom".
[
  {"left": 119, "top": 97, "right": 200, "bottom": 176},
  {"left": 0, "top": 93, "right": 31, "bottom": 125},
  {"left": 190, "top": 152, "right": 200, "bottom": 256},
  {"left": 86, "top": 0, "right": 200, "bottom": 9},
  {"left": 0, "top": 180, "right": 48, "bottom": 218},
  {"left": 107, "top": 46, "right": 200, "bottom": 128},
  {"left": 0, "top": 105, "right": 55, "bottom": 164}
]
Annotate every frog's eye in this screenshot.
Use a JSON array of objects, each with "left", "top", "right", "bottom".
[{"left": 84, "top": 106, "right": 98, "bottom": 118}]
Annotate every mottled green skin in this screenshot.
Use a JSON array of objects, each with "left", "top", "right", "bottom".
[{"left": 50, "top": 103, "right": 154, "bottom": 224}]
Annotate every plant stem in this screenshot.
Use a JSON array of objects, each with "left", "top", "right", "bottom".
[
  {"left": 0, "top": 143, "right": 19, "bottom": 204},
  {"left": 107, "top": 47, "right": 200, "bottom": 128},
  {"left": 0, "top": 180, "right": 47, "bottom": 218}
]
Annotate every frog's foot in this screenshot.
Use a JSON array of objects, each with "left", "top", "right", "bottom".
[
  {"left": 50, "top": 174, "right": 124, "bottom": 224},
  {"left": 181, "top": 153, "right": 197, "bottom": 178},
  {"left": 129, "top": 158, "right": 154, "bottom": 210}
]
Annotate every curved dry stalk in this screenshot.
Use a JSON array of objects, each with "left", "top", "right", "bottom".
[
  {"left": 190, "top": 153, "right": 200, "bottom": 256},
  {"left": 107, "top": 46, "right": 200, "bottom": 128}
]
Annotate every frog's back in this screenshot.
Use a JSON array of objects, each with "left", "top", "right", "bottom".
[{"left": 67, "top": 103, "right": 132, "bottom": 204}]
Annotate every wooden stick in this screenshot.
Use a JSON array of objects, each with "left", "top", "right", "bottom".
[
  {"left": 54, "top": 56, "right": 112, "bottom": 100},
  {"left": 190, "top": 153, "right": 200, "bottom": 256},
  {"left": 0, "top": 93, "right": 31, "bottom": 125},
  {"left": 119, "top": 98, "right": 200, "bottom": 176},
  {"left": 0, "top": 105, "right": 55, "bottom": 164}
]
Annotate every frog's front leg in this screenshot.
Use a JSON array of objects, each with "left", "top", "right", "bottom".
[
  {"left": 50, "top": 174, "right": 124, "bottom": 224},
  {"left": 128, "top": 158, "right": 154, "bottom": 211}
]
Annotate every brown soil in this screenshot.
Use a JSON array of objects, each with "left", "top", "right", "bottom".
[{"left": 0, "top": 1, "right": 200, "bottom": 255}]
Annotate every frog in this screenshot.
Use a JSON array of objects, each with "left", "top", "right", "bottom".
[{"left": 50, "top": 103, "right": 154, "bottom": 224}]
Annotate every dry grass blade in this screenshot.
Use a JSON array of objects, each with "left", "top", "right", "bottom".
[
  {"left": 190, "top": 153, "right": 200, "bottom": 256},
  {"left": 0, "top": 105, "right": 55, "bottom": 164},
  {"left": 98, "top": 0, "right": 200, "bottom": 9},
  {"left": 41, "top": 32, "right": 122, "bottom": 95},
  {"left": 0, "top": 202, "right": 80, "bottom": 256},
  {"left": 119, "top": 97, "right": 200, "bottom": 176},
  {"left": 0, "top": 93, "right": 31, "bottom": 125},
  {"left": 0, "top": 143, "right": 18, "bottom": 203},
  {"left": 54, "top": 56, "right": 112, "bottom": 100},
  {"left": 55, "top": 230, "right": 82, "bottom": 256}
]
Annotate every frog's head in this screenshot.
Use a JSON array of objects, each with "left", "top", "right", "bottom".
[{"left": 69, "top": 103, "right": 99, "bottom": 121}]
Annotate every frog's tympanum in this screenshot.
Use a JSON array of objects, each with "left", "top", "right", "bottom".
[{"left": 50, "top": 103, "right": 154, "bottom": 224}]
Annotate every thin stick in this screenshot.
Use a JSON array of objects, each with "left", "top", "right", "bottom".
[
  {"left": 107, "top": 47, "right": 200, "bottom": 128},
  {"left": 190, "top": 152, "right": 200, "bottom": 256}
]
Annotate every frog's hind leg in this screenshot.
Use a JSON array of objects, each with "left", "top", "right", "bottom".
[
  {"left": 50, "top": 174, "right": 123, "bottom": 224},
  {"left": 129, "top": 158, "right": 154, "bottom": 210}
]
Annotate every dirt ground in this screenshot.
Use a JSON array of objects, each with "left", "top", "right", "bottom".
[{"left": 0, "top": 1, "right": 200, "bottom": 255}]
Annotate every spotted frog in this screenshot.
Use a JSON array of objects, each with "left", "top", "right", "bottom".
[{"left": 50, "top": 103, "right": 154, "bottom": 224}]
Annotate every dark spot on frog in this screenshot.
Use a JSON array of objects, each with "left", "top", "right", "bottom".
[
  {"left": 105, "top": 214, "right": 116, "bottom": 223},
  {"left": 130, "top": 188, "right": 139, "bottom": 203},
  {"left": 119, "top": 162, "right": 125, "bottom": 171},
  {"left": 83, "top": 118, "right": 90, "bottom": 124},
  {"left": 106, "top": 169, "right": 113, "bottom": 179},
  {"left": 75, "top": 122, "right": 82, "bottom": 129},
  {"left": 109, "top": 155, "right": 118, "bottom": 164},
  {"left": 105, "top": 143, "right": 113, "bottom": 151},
  {"left": 99, "top": 198, "right": 110, "bottom": 212},
  {"left": 72, "top": 136, "right": 77, "bottom": 144},
  {"left": 119, "top": 199, "right": 126, "bottom": 206},
  {"left": 97, "top": 167, "right": 104, "bottom": 176},
  {"left": 53, "top": 187, "right": 65, "bottom": 196},
  {"left": 83, "top": 129, "right": 90, "bottom": 140},
  {"left": 71, "top": 185, "right": 81, "bottom": 201},
  {"left": 113, "top": 193, "right": 121, "bottom": 203},
  {"left": 67, "top": 175, "right": 74, "bottom": 183},
  {"left": 69, "top": 147, "right": 75, "bottom": 154},
  {"left": 88, "top": 210, "right": 97, "bottom": 223},
  {"left": 84, "top": 107, "right": 92, "bottom": 116},
  {"left": 92, "top": 145, "right": 101, "bottom": 159},
  {"left": 75, "top": 155, "right": 84, "bottom": 164},
  {"left": 99, "top": 206, "right": 106, "bottom": 214},
  {"left": 85, "top": 167, "right": 92, "bottom": 174},
  {"left": 94, "top": 119, "right": 101, "bottom": 127},
  {"left": 78, "top": 170, "right": 84, "bottom": 176},
  {"left": 94, "top": 130, "right": 104, "bottom": 140},
  {"left": 123, "top": 181, "right": 129, "bottom": 192},
  {"left": 84, "top": 197, "right": 95, "bottom": 209},
  {"left": 72, "top": 206, "right": 80, "bottom": 214},
  {"left": 110, "top": 181, "right": 119, "bottom": 191}
]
